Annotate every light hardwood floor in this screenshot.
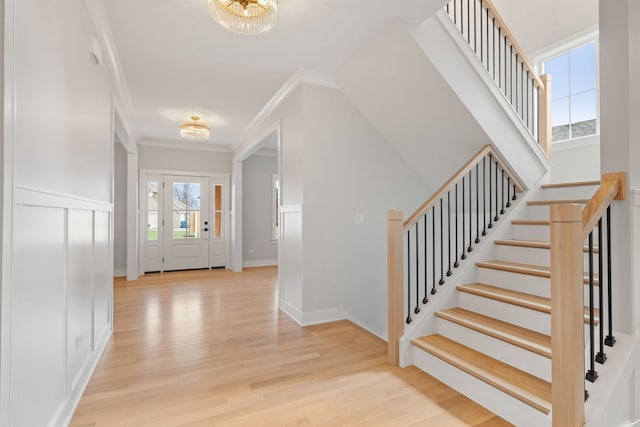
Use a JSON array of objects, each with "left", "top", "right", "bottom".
[{"left": 71, "top": 267, "right": 511, "bottom": 426}]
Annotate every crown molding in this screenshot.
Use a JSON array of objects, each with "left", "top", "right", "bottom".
[
  {"left": 84, "top": 0, "right": 138, "bottom": 149},
  {"left": 236, "top": 68, "right": 338, "bottom": 152},
  {"left": 139, "top": 138, "right": 232, "bottom": 153}
]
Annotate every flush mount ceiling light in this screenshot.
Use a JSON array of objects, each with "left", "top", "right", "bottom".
[
  {"left": 209, "top": 0, "right": 278, "bottom": 36},
  {"left": 180, "top": 116, "right": 210, "bottom": 140}
]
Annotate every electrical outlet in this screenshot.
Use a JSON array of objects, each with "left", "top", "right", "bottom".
[
  {"left": 354, "top": 213, "right": 364, "bottom": 225},
  {"left": 76, "top": 334, "right": 83, "bottom": 348}
]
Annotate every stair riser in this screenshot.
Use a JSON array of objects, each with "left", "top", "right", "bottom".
[
  {"left": 459, "top": 293, "right": 597, "bottom": 336},
  {"left": 436, "top": 318, "right": 551, "bottom": 382},
  {"left": 511, "top": 225, "right": 550, "bottom": 241},
  {"left": 412, "top": 347, "right": 551, "bottom": 427},
  {"left": 511, "top": 225, "right": 601, "bottom": 245},
  {"left": 477, "top": 268, "right": 551, "bottom": 298},
  {"left": 540, "top": 186, "right": 599, "bottom": 200},
  {"left": 495, "top": 245, "right": 594, "bottom": 267},
  {"left": 459, "top": 293, "right": 551, "bottom": 335}
]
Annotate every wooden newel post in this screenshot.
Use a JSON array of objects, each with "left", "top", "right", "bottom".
[
  {"left": 539, "top": 73, "right": 552, "bottom": 158},
  {"left": 550, "top": 204, "right": 585, "bottom": 427},
  {"left": 387, "top": 209, "right": 404, "bottom": 366}
]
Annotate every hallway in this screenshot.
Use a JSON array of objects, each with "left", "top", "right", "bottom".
[{"left": 70, "top": 267, "right": 510, "bottom": 426}]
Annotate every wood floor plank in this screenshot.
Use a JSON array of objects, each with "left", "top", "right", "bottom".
[{"left": 70, "top": 267, "right": 511, "bottom": 427}]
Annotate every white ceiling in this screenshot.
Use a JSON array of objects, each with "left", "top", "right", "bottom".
[
  {"left": 491, "top": 0, "right": 598, "bottom": 55},
  {"left": 103, "top": 0, "right": 442, "bottom": 148}
]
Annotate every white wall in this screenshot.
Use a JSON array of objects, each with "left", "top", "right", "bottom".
[
  {"left": 242, "top": 154, "right": 278, "bottom": 266},
  {"left": 335, "top": 19, "right": 490, "bottom": 191},
  {"left": 551, "top": 136, "right": 601, "bottom": 182},
  {"left": 302, "top": 84, "right": 427, "bottom": 338},
  {"left": 241, "top": 85, "right": 304, "bottom": 315},
  {"left": 138, "top": 142, "right": 232, "bottom": 174},
  {"left": 114, "top": 141, "right": 127, "bottom": 275},
  {"left": 3, "top": 0, "right": 115, "bottom": 426}
]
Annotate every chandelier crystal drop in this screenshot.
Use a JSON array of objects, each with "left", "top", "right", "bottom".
[
  {"left": 209, "top": 0, "right": 278, "bottom": 36},
  {"left": 180, "top": 116, "right": 210, "bottom": 140}
]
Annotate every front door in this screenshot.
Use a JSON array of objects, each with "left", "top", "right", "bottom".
[{"left": 163, "top": 175, "right": 210, "bottom": 271}]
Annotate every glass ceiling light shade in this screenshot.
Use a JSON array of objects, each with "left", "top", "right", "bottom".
[
  {"left": 209, "top": 0, "right": 278, "bottom": 36},
  {"left": 180, "top": 116, "right": 210, "bottom": 140}
]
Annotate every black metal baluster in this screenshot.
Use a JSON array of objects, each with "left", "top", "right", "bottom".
[
  {"left": 506, "top": 177, "right": 512, "bottom": 208},
  {"left": 455, "top": 183, "right": 460, "bottom": 268},
  {"left": 586, "top": 231, "right": 598, "bottom": 382},
  {"left": 510, "top": 45, "right": 513, "bottom": 105},
  {"left": 480, "top": 0, "right": 483, "bottom": 65},
  {"left": 446, "top": 1, "right": 449, "bottom": 15},
  {"left": 497, "top": 27, "right": 501, "bottom": 89},
  {"left": 475, "top": 163, "right": 480, "bottom": 243},
  {"left": 406, "top": 230, "right": 412, "bottom": 324},
  {"left": 462, "top": 176, "right": 467, "bottom": 260},
  {"left": 447, "top": 191, "right": 452, "bottom": 276},
  {"left": 492, "top": 18, "right": 496, "bottom": 81},
  {"left": 473, "top": 0, "right": 477, "bottom": 53},
  {"left": 482, "top": 156, "right": 487, "bottom": 236},
  {"left": 520, "top": 62, "right": 524, "bottom": 120},
  {"left": 512, "top": 183, "right": 517, "bottom": 201},
  {"left": 500, "top": 169, "right": 505, "bottom": 214},
  {"left": 605, "top": 206, "right": 616, "bottom": 347},
  {"left": 453, "top": 0, "right": 457, "bottom": 25},
  {"left": 468, "top": 170, "right": 473, "bottom": 252},
  {"left": 440, "top": 199, "right": 445, "bottom": 285},
  {"left": 488, "top": 155, "right": 493, "bottom": 229},
  {"left": 596, "top": 218, "right": 607, "bottom": 364},
  {"left": 423, "top": 214, "right": 428, "bottom": 304},
  {"left": 414, "top": 222, "right": 420, "bottom": 314},
  {"left": 467, "top": 0, "right": 470, "bottom": 43},
  {"left": 485, "top": 3, "right": 489, "bottom": 72},
  {"left": 432, "top": 206, "right": 437, "bottom": 295},
  {"left": 494, "top": 160, "right": 499, "bottom": 222}
]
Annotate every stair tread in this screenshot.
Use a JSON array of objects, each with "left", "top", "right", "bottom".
[
  {"left": 476, "top": 260, "right": 599, "bottom": 285},
  {"left": 511, "top": 219, "right": 550, "bottom": 226},
  {"left": 458, "top": 283, "right": 599, "bottom": 324},
  {"left": 495, "top": 239, "right": 598, "bottom": 253},
  {"left": 437, "top": 307, "right": 551, "bottom": 358},
  {"left": 411, "top": 334, "right": 551, "bottom": 414},
  {"left": 541, "top": 180, "right": 600, "bottom": 189},
  {"left": 528, "top": 199, "right": 590, "bottom": 206}
]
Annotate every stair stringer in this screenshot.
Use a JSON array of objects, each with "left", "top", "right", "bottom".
[
  {"left": 409, "top": 10, "right": 552, "bottom": 190},
  {"left": 398, "top": 187, "right": 531, "bottom": 367}
]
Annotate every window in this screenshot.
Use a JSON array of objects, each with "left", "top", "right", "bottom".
[
  {"left": 146, "top": 181, "right": 159, "bottom": 241},
  {"left": 543, "top": 41, "right": 597, "bottom": 142}
]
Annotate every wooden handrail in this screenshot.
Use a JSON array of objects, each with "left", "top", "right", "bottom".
[
  {"left": 484, "top": 0, "right": 544, "bottom": 90},
  {"left": 550, "top": 172, "right": 626, "bottom": 427},
  {"left": 403, "top": 145, "right": 525, "bottom": 228},
  {"left": 582, "top": 172, "right": 627, "bottom": 237}
]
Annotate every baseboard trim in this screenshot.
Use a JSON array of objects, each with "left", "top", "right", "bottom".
[
  {"left": 340, "top": 307, "right": 387, "bottom": 341},
  {"left": 114, "top": 268, "right": 127, "bottom": 277},
  {"left": 279, "top": 300, "right": 303, "bottom": 326},
  {"left": 301, "top": 307, "right": 342, "bottom": 326},
  {"left": 52, "top": 326, "right": 112, "bottom": 427},
  {"left": 243, "top": 259, "right": 277, "bottom": 268}
]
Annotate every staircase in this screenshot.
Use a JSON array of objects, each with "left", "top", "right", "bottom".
[{"left": 409, "top": 180, "right": 601, "bottom": 427}]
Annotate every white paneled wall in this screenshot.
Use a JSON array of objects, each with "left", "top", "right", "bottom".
[
  {"left": 12, "top": 205, "right": 67, "bottom": 427},
  {"left": 11, "top": 192, "right": 113, "bottom": 427}
]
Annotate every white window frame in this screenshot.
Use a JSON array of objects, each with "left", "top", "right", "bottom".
[{"left": 532, "top": 28, "right": 599, "bottom": 144}]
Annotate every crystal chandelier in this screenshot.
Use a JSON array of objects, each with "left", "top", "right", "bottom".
[
  {"left": 209, "top": 0, "right": 278, "bottom": 36},
  {"left": 180, "top": 116, "right": 210, "bottom": 140}
]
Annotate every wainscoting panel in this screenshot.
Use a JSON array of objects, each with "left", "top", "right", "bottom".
[
  {"left": 279, "top": 205, "right": 303, "bottom": 324},
  {"left": 10, "top": 187, "right": 113, "bottom": 427},
  {"left": 11, "top": 205, "right": 67, "bottom": 427}
]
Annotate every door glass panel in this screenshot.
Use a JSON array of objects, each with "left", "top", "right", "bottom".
[
  {"left": 213, "top": 184, "right": 223, "bottom": 239},
  {"left": 173, "top": 182, "right": 201, "bottom": 239},
  {"left": 147, "top": 181, "right": 159, "bottom": 241}
]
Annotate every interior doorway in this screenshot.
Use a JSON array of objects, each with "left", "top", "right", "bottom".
[{"left": 140, "top": 171, "right": 229, "bottom": 273}]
